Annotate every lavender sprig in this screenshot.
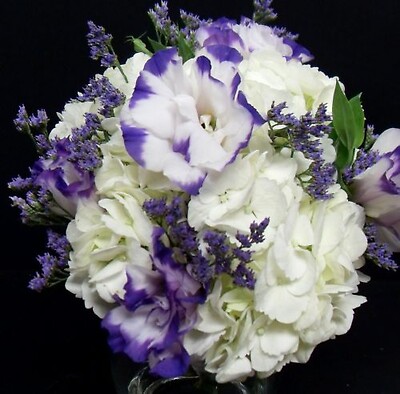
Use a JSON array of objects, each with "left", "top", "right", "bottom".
[
  {"left": 87, "top": 21, "right": 128, "bottom": 82},
  {"left": 179, "top": 10, "right": 211, "bottom": 50},
  {"left": 343, "top": 148, "right": 380, "bottom": 183}
]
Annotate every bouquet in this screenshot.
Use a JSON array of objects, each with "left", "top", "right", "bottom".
[{"left": 9, "top": 0, "right": 399, "bottom": 385}]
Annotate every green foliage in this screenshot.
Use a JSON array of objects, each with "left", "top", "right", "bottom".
[
  {"left": 331, "top": 81, "right": 365, "bottom": 171},
  {"left": 127, "top": 36, "right": 153, "bottom": 56},
  {"left": 176, "top": 33, "right": 195, "bottom": 62}
]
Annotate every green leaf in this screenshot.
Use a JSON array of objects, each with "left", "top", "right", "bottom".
[
  {"left": 148, "top": 37, "right": 167, "bottom": 53},
  {"left": 335, "top": 140, "right": 355, "bottom": 170},
  {"left": 330, "top": 127, "right": 354, "bottom": 171},
  {"left": 349, "top": 94, "right": 365, "bottom": 147},
  {"left": 127, "top": 36, "right": 153, "bottom": 56},
  {"left": 332, "top": 81, "right": 365, "bottom": 151},
  {"left": 332, "top": 81, "right": 356, "bottom": 148},
  {"left": 176, "top": 34, "right": 195, "bottom": 62}
]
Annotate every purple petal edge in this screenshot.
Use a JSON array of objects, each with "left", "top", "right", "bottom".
[
  {"left": 122, "top": 123, "right": 148, "bottom": 166},
  {"left": 144, "top": 47, "right": 179, "bottom": 77}
]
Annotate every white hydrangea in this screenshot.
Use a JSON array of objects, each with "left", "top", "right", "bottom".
[
  {"left": 50, "top": 101, "right": 99, "bottom": 140},
  {"left": 65, "top": 191, "right": 153, "bottom": 317},
  {"left": 238, "top": 48, "right": 339, "bottom": 117},
  {"left": 185, "top": 147, "right": 368, "bottom": 382}
]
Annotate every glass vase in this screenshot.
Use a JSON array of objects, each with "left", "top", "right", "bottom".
[{"left": 127, "top": 366, "right": 277, "bottom": 394}]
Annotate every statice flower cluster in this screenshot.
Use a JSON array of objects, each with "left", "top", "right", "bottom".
[
  {"left": 143, "top": 196, "right": 269, "bottom": 290},
  {"left": 148, "top": 0, "right": 209, "bottom": 51},
  {"left": 87, "top": 20, "right": 118, "bottom": 68},
  {"left": 9, "top": 0, "right": 399, "bottom": 385},
  {"left": 364, "top": 222, "right": 397, "bottom": 270},
  {"left": 28, "top": 230, "right": 71, "bottom": 291},
  {"left": 343, "top": 126, "right": 380, "bottom": 183},
  {"left": 267, "top": 102, "right": 336, "bottom": 199},
  {"left": 77, "top": 76, "right": 126, "bottom": 118}
]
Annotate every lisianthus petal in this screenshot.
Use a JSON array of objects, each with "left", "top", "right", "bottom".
[
  {"left": 150, "top": 344, "right": 190, "bottom": 378},
  {"left": 372, "top": 128, "right": 400, "bottom": 155}
]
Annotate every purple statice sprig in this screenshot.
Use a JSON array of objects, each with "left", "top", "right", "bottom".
[
  {"left": 343, "top": 148, "right": 380, "bottom": 183},
  {"left": 67, "top": 113, "right": 103, "bottom": 172},
  {"left": 267, "top": 102, "right": 336, "bottom": 200},
  {"left": 364, "top": 222, "right": 398, "bottom": 270},
  {"left": 87, "top": 21, "right": 128, "bottom": 83},
  {"left": 14, "top": 105, "right": 49, "bottom": 153},
  {"left": 8, "top": 188, "right": 64, "bottom": 226},
  {"left": 28, "top": 230, "right": 71, "bottom": 292},
  {"left": 148, "top": 1, "right": 178, "bottom": 46},
  {"left": 252, "top": 0, "right": 278, "bottom": 24},
  {"left": 146, "top": 1, "right": 210, "bottom": 60},
  {"left": 343, "top": 125, "right": 380, "bottom": 183},
  {"left": 203, "top": 217, "right": 270, "bottom": 289},
  {"left": 179, "top": 9, "right": 211, "bottom": 51},
  {"left": 143, "top": 196, "right": 269, "bottom": 290},
  {"left": 76, "top": 75, "right": 126, "bottom": 118}
]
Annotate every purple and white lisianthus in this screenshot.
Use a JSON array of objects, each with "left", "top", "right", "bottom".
[
  {"left": 120, "top": 47, "right": 256, "bottom": 194},
  {"left": 33, "top": 138, "right": 95, "bottom": 216},
  {"left": 352, "top": 128, "right": 400, "bottom": 251},
  {"left": 195, "top": 17, "right": 312, "bottom": 62},
  {"left": 102, "top": 228, "right": 205, "bottom": 377}
]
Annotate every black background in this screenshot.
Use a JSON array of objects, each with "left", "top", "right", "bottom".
[{"left": 1, "top": 1, "right": 400, "bottom": 393}]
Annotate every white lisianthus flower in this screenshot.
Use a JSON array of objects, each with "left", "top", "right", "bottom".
[{"left": 238, "top": 48, "right": 338, "bottom": 117}]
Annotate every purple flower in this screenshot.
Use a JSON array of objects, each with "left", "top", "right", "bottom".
[
  {"left": 102, "top": 228, "right": 205, "bottom": 378},
  {"left": 33, "top": 138, "right": 95, "bottom": 216},
  {"left": 352, "top": 128, "right": 400, "bottom": 251},
  {"left": 121, "top": 47, "right": 256, "bottom": 194}
]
